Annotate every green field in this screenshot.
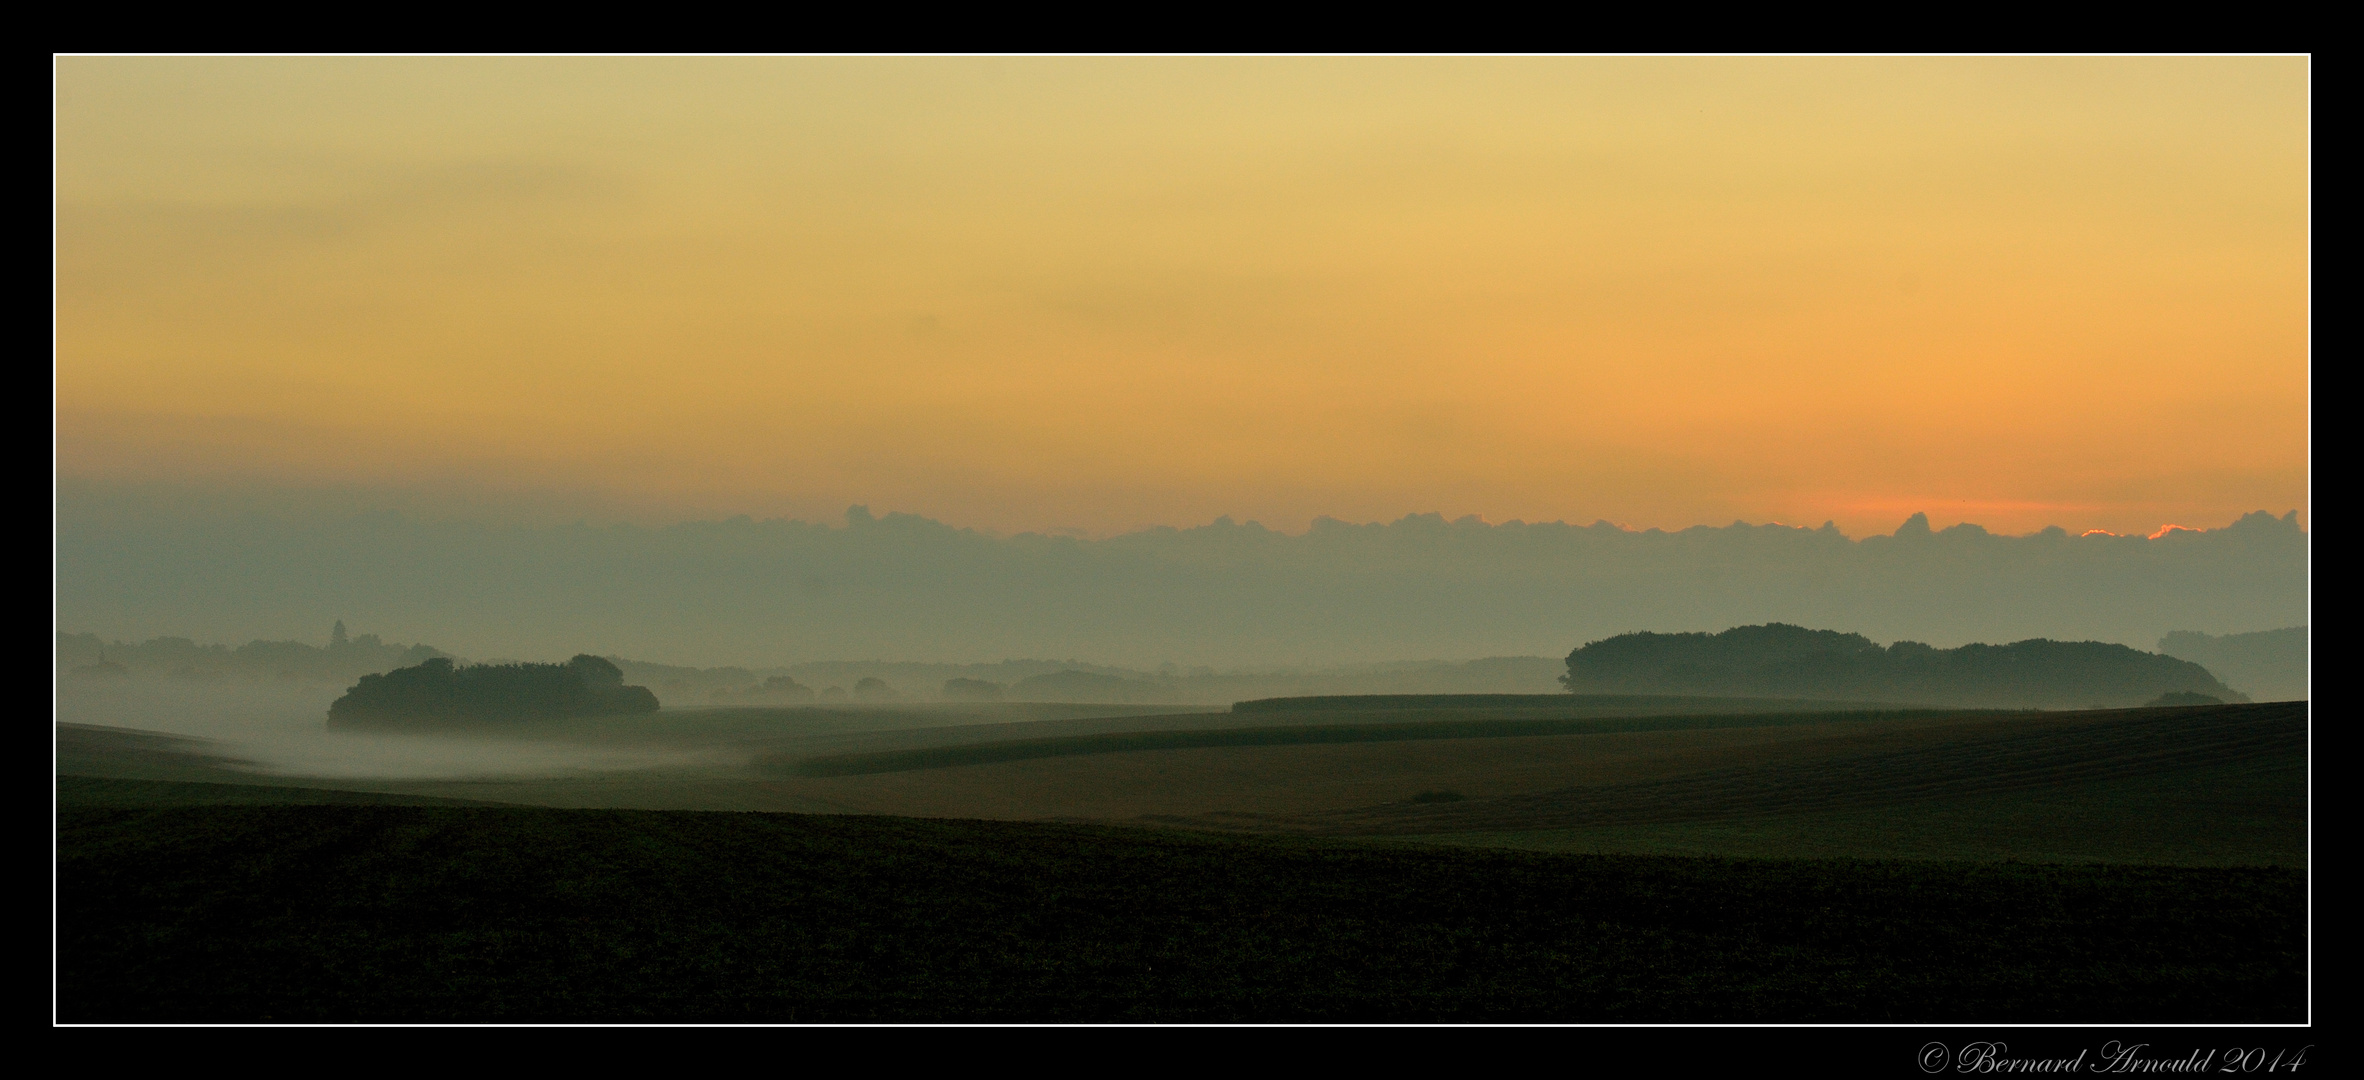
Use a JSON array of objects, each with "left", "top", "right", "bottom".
[{"left": 57, "top": 789, "right": 2304, "bottom": 1023}]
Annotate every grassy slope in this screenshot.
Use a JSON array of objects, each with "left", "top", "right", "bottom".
[
  {"left": 57, "top": 799, "right": 2304, "bottom": 1023},
  {"left": 785, "top": 707, "right": 1970, "bottom": 777},
  {"left": 1229, "top": 692, "right": 1894, "bottom": 713}
]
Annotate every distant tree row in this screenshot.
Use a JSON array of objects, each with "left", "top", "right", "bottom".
[
  {"left": 707, "top": 675, "right": 912, "bottom": 704},
  {"left": 59, "top": 624, "right": 447, "bottom": 682},
  {"left": 699, "top": 671, "right": 1183, "bottom": 707},
  {"left": 942, "top": 677, "right": 1004, "bottom": 701},
  {"left": 938, "top": 671, "right": 1174, "bottom": 703},
  {"left": 1561, "top": 623, "right": 2245, "bottom": 709},
  {"left": 329, "top": 655, "right": 659, "bottom": 724},
  {"left": 709, "top": 675, "right": 827, "bottom": 704}
]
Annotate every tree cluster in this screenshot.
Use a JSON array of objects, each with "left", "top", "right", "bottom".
[
  {"left": 329, "top": 654, "right": 659, "bottom": 723},
  {"left": 1561, "top": 623, "right": 2245, "bottom": 709}
]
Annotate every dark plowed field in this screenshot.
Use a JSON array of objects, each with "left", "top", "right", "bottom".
[{"left": 57, "top": 798, "right": 2305, "bottom": 1022}]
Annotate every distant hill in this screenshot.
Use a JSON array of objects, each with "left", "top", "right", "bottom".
[
  {"left": 2158, "top": 627, "right": 2307, "bottom": 702},
  {"left": 329, "top": 655, "right": 659, "bottom": 724},
  {"left": 1561, "top": 624, "right": 2244, "bottom": 709}
]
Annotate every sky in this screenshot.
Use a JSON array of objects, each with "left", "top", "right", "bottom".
[{"left": 55, "top": 56, "right": 2308, "bottom": 539}]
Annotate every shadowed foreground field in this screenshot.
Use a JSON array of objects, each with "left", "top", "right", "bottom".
[{"left": 59, "top": 794, "right": 2303, "bottom": 1023}]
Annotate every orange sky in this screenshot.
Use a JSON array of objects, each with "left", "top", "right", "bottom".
[{"left": 54, "top": 56, "right": 2308, "bottom": 537}]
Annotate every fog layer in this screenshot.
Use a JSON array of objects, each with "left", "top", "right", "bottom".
[
  {"left": 58, "top": 486, "right": 2306, "bottom": 668},
  {"left": 54, "top": 678, "right": 738, "bottom": 780}
]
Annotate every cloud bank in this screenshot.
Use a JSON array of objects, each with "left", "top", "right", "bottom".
[{"left": 55, "top": 487, "right": 2304, "bottom": 668}]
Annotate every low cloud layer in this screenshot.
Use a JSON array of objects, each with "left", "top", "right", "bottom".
[{"left": 57, "top": 486, "right": 2306, "bottom": 668}]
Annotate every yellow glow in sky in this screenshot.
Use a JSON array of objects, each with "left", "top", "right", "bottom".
[{"left": 55, "top": 56, "right": 2308, "bottom": 536}]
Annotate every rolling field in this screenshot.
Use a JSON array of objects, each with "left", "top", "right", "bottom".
[
  {"left": 1218, "top": 702, "right": 2302, "bottom": 832},
  {"left": 57, "top": 796, "right": 2305, "bottom": 1023},
  {"left": 782, "top": 707, "right": 1970, "bottom": 776},
  {"left": 57, "top": 775, "right": 507, "bottom": 808},
  {"left": 54, "top": 697, "right": 2310, "bottom": 1021},
  {"left": 55, "top": 699, "right": 2306, "bottom": 865}
]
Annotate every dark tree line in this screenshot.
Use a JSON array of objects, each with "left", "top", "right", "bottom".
[
  {"left": 1562, "top": 623, "right": 2244, "bottom": 708},
  {"left": 330, "top": 654, "right": 659, "bottom": 723}
]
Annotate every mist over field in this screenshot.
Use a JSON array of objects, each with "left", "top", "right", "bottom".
[
  {"left": 57, "top": 483, "right": 2304, "bottom": 669},
  {"left": 54, "top": 678, "right": 738, "bottom": 781}
]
